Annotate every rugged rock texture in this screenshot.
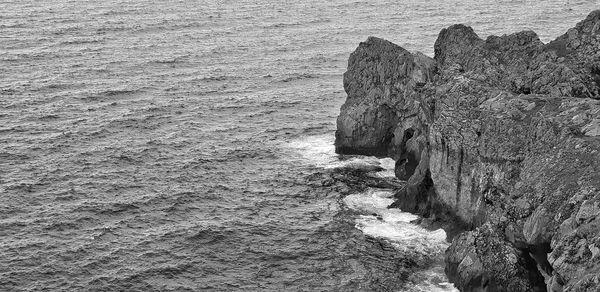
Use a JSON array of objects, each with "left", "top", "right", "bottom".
[
  {"left": 335, "top": 10, "right": 600, "bottom": 292},
  {"left": 335, "top": 37, "right": 436, "bottom": 157}
]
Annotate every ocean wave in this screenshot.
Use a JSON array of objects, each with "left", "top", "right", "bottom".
[
  {"left": 343, "top": 188, "right": 457, "bottom": 291},
  {"left": 263, "top": 18, "right": 332, "bottom": 29},
  {"left": 196, "top": 75, "right": 243, "bottom": 82},
  {"left": 100, "top": 89, "right": 140, "bottom": 96},
  {"left": 285, "top": 134, "right": 396, "bottom": 172},
  {"left": 187, "top": 227, "right": 229, "bottom": 244},
  {"left": 0, "top": 23, "right": 25, "bottom": 29},
  {"left": 38, "top": 114, "right": 61, "bottom": 120},
  {"left": 0, "top": 152, "right": 30, "bottom": 160},
  {"left": 278, "top": 73, "right": 319, "bottom": 83},
  {"left": 77, "top": 88, "right": 142, "bottom": 100},
  {"left": 58, "top": 38, "right": 103, "bottom": 45},
  {"left": 44, "top": 221, "right": 79, "bottom": 232},
  {"left": 98, "top": 202, "right": 140, "bottom": 214},
  {"left": 150, "top": 58, "right": 180, "bottom": 64}
]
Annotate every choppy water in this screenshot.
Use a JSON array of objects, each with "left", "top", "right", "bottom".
[{"left": 1, "top": 0, "right": 597, "bottom": 291}]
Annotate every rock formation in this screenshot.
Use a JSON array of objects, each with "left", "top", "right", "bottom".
[{"left": 335, "top": 10, "right": 600, "bottom": 292}]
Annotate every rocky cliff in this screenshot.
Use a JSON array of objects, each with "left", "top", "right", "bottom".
[{"left": 335, "top": 10, "right": 600, "bottom": 292}]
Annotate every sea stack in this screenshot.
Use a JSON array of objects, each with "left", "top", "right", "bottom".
[{"left": 335, "top": 10, "right": 600, "bottom": 292}]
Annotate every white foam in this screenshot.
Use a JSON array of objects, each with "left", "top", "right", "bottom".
[
  {"left": 286, "top": 135, "right": 397, "bottom": 172},
  {"left": 372, "top": 157, "right": 396, "bottom": 178},
  {"left": 286, "top": 135, "right": 338, "bottom": 168},
  {"left": 344, "top": 189, "right": 446, "bottom": 245},
  {"left": 404, "top": 266, "right": 459, "bottom": 292},
  {"left": 343, "top": 190, "right": 396, "bottom": 213},
  {"left": 287, "top": 135, "right": 456, "bottom": 291},
  {"left": 338, "top": 157, "right": 382, "bottom": 170},
  {"left": 406, "top": 277, "right": 460, "bottom": 292},
  {"left": 343, "top": 188, "right": 457, "bottom": 292},
  {"left": 343, "top": 189, "right": 418, "bottom": 221},
  {"left": 355, "top": 215, "right": 448, "bottom": 253}
]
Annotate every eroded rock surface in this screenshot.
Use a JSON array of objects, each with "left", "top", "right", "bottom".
[
  {"left": 335, "top": 10, "right": 600, "bottom": 292},
  {"left": 335, "top": 37, "right": 436, "bottom": 157}
]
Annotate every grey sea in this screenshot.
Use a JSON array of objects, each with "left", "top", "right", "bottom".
[{"left": 1, "top": 0, "right": 598, "bottom": 291}]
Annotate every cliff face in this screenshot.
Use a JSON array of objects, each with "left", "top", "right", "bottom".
[{"left": 335, "top": 10, "right": 600, "bottom": 292}]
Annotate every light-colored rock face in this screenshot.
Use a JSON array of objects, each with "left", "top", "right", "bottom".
[
  {"left": 335, "top": 9, "right": 600, "bottom": 292},
  {"left": 582, "top": 119, "right": 600, "bottom": 136}
]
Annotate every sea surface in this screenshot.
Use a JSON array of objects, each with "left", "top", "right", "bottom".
[{"left": 1, "top": 0, "right": 597, "bottom": 291}]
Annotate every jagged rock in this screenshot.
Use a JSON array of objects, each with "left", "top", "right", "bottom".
[
  {"left": 335, "top": 10, "right": 600, "bottom": 292},
  {"left": 446, "top": 224, "right": 546, "bottom": 292},
  {"left": 546, "top": 10, "right": 600, "bottom": 98},
  {"left": 335, "top": 37, "right": 436, "bottom": 157},
  {"left": 434, "top": 11, "right": 600, "bottom": 98}
]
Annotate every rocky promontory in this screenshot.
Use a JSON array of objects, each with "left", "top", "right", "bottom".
[{"left": 335, "top": 10, "right": 600, "bottom": 292}]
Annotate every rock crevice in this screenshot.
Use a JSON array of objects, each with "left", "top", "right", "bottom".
[{"left": 336, "top": 10, "right": 600, "bottom": 292}]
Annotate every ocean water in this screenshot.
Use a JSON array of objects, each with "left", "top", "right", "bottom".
[{"left": 1, "top": 0, "right": 597, "bottom": 291}]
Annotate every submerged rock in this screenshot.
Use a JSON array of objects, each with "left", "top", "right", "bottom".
[{"left": 335, "top": 10, "right": 600, "bottom": 292}]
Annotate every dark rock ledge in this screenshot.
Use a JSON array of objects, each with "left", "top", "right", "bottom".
[{"left": 335, "top": 10, "right": 600, "bottom": 292}]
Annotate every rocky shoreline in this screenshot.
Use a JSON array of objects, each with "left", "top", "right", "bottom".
[{"left": 335, "top": 10, "right": 600, "bottom": 292}]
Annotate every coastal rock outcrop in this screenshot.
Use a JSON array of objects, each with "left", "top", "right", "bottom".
[
  {"left": 335, "top": 37, "right": 436, "bottom": 157},
  {"left": 335, "top": 10, "right": 600, "bottom": 292}
]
